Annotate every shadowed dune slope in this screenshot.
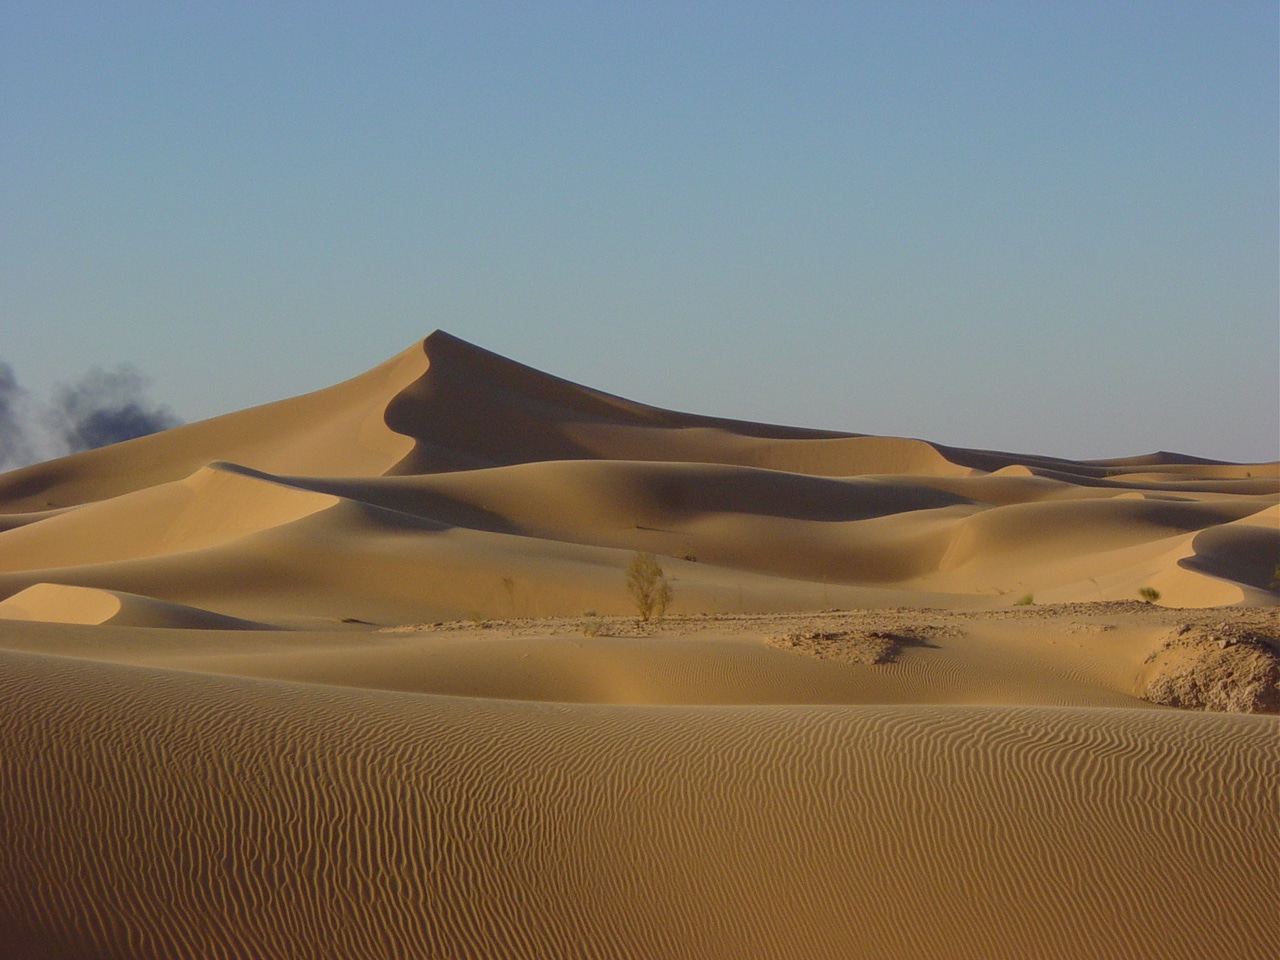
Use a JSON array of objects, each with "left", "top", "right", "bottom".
[
  {"left": 0, "top": 651, "right": 1275, "bottom": 960},
  {"left": 1180, "top": 506, "right": 1280, "bottom": 592},
  {"left": 384, "top": 332, "right": 972, "bottom": 476}
]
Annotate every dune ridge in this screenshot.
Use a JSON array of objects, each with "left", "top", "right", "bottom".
[
  {"left": 0, "top": 332, "right": 1274, "bottom": 621},
  {"left": 0, "top": 331, "right": 1275, "bottom": 958}
]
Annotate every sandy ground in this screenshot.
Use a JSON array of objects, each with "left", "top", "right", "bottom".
[{"left": 0, "top": 332, "right": 1276, "bottom": 959}]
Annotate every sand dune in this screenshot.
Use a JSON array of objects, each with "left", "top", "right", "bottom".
[
  {"left": 0, "top": 343, "right": 427, "bottom": 512},
  {"left": 0, "top": 649, "right": 1275, "bottom": 960},
  {"left": 0, "top": 331, "right": 1272, "bottom": 620},
  {"left": 0, "top": 583, "right": 276, "bottom": 630},
  {"left": 0, "top": 463, "right": 337, "bottom": 573},
  {"left": 0, "top": 331, "right": 1275, "bottom": 958}
]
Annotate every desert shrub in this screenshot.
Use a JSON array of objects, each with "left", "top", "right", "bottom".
[
  {"left": 769, "top": 629, "right": 901, "bottom": 665},
  {"left": 1014, "top": 592, "right": 1034, "bottom": 606},
  {"left": 1138, "top": 586, "right": 1160, "bottom": 604},
  {"left": 581, "top": 610, "right": 603, "bottom": 637},
  {"left": 626, "top": 552, "right": 673, "bottom": 622}
]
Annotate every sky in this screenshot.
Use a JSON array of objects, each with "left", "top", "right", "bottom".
[{"left": 1, "top": 1, "right": 1276, "bottom": 463}]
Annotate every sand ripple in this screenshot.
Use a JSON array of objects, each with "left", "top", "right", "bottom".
[{"left": 1, "top": 651, "right": 1275, "bottom": 960}]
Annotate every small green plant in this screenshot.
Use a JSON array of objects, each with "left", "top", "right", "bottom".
[
  {"left": 626, "top": 552, "right": 673, "bottom": 622},
  {"left": 1138, "top": 586, "right": 1160, "bottom": 604},
  {"left": 1013, "top": 592, "right": 1034, "bottom": 606},
  {"left": 1270, "top": 562, "right": 1280, "bottom": 591},
  {"left": 581, "top": 609, "right": 603, "bottom": 637}
]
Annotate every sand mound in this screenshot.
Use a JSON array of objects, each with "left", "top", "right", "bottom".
[
  {"left": 1143, "top": 621, "right": 1280, "bottom": 713},
  {"left": 0, "top": 463, "right": 338, "bottom": 573},
  {"left": 0, "top": 582, "right": 122, "bottom": 625},
  {"left": 0, "top": 583, "right": 276, "bottom": 629}
]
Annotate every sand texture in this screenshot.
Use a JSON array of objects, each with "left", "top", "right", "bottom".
[{"left": 0, "top": 332, "right": 1276, "bottom": 958}]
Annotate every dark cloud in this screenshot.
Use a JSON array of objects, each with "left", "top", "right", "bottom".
[
  {"left": 0, "top": 363, "right": 38, "bottom": 471},
  {"left": 0, "top": 362, "right": 182, "bottom": 471},
  {"left": 54, "top": 365, "right": 182, "bottom": 453}
]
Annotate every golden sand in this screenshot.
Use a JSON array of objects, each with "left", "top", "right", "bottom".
[{"left": 0, "top": 332, "right": 1275, "bottom": 958}]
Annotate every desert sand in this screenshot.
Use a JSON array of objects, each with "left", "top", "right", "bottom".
[{"left": 0, "top": 331, "right": 1276, "bottom": 959}]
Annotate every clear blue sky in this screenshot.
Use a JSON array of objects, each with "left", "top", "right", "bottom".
[{"left": 2, "top": 2, "right": 1276, "bottom": 462}]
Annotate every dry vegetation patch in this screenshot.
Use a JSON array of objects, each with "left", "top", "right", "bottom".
[
  {"left": 767, "top": 628, "right": 930, "bottom": 665},
  {"left": 1143, "top": 622, "right": 1280, "bottom": 714}
]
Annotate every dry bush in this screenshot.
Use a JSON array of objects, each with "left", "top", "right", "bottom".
[
  {"left": 626, "top": 552, "right": 672, "bottom": 622},
  {"left": 766, "top": 629, "right": 931, "bottom": 665}
]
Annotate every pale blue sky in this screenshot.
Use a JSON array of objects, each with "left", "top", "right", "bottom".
[{"left": 2, "top": 2, "right": 1276, "bottom": 462}]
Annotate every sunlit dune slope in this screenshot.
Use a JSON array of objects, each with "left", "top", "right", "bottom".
[
  {"left": 0, "top": 342, "right": 429, "bottom": 512},
  {"left": 0, "top": 583, "right": 276, "bottom": 630},
  {"left": 0, "top": 463, "right": 336, "bottom": 572}
]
